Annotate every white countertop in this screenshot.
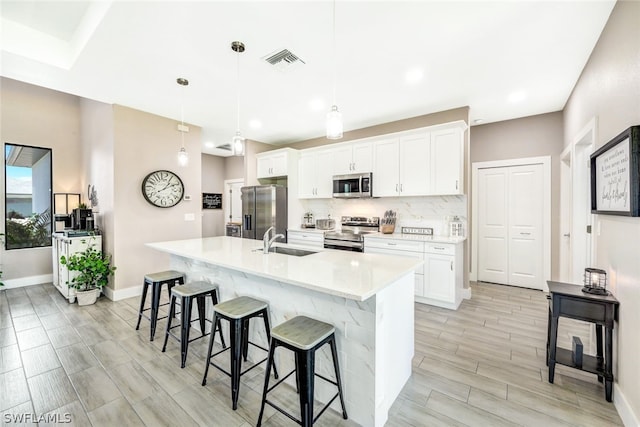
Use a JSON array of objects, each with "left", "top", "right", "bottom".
[
  {"left": 365, "top": 232, "right": 466, "bottom": 244},
  {"left": 147, "top": 236, "right": 422, "bottom": 301},
  {"left": 287, "top": 227, "right": 330, "bottom": 234}
]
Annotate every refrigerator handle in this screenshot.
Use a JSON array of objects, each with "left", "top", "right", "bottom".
[{"left": 244, "top": 214, "right": 252, "bottom": 231}]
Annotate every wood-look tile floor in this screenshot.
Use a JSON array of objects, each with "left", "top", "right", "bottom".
[{"left": 0, "top": 282, "right": 623, "bottom": 426}]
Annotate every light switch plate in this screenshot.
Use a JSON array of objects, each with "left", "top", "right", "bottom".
[{"left": 184, "top": 213, "right": 195, "bottom": 221}]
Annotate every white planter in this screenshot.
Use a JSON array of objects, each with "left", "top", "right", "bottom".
[{"left": 76, "top": 288, "right": 100, "bottom": 306}]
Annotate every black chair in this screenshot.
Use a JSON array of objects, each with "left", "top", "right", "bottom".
[
  {"left": 201, "top": 296, "right": 278, "bottom": 410},
  {"left": 257, "top": 315, "right": 348, "bottom": 426},
  {"left": 135, "top": 270, "right": 185, "bottom": 341},
  {"left": 161, "top": 281, "right": 226, "bottom": 368}
]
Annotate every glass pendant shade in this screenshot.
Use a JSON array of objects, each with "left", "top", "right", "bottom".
[
  {"left": 177, "top": 146, "right": 189, "bottom": 167},
  {"left": 326, "top": 105, "right": 343, "bottom": 139},
  {"left": 232, "top": 132, "right": 245, "bottom": 156}
]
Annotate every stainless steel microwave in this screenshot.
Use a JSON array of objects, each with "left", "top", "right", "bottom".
[{"left": 332, "top": 173, "right": 373, "bottom": 198}]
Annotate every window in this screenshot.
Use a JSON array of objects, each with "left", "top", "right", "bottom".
[{"left": 4, "top": 143, "right": 52, "bottom": 250}]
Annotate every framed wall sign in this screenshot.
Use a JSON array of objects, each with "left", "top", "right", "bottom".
[
  {"left": 202, "top": 193, "right": 222, "bottom": 209},
  {"left": 590, "top": 125, "right": 640, "bottom": 216}
]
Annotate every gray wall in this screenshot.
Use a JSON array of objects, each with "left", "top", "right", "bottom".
[
  {"left": 470, "top": 111, "right": 564, "bottom": 280},
  {"left": 1, "top": 77, "right": 83, "bottom": 282},
  {"left": 562, "top": 1, "right": 640, "bottom": 422},
  {"left": 202, "top": 154, "right": 225, "bottom": 237}
]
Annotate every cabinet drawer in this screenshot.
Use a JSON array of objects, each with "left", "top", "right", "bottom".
[
  {"left": 287, "top": 231, "right": 323, "bottom": 243},
  {"left": 425, "top": 243, "right": 454, "bottom": 255},
  {"left": 365, "top": 238, "right": 424, "bottom": 253}
]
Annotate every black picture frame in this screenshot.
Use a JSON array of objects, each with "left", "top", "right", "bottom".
[
  {"left": 202, "top": 193, "right": 222, "bottom": 209},
  {"left": 590, "top": 125, "right": 640, "bottom": 216}
]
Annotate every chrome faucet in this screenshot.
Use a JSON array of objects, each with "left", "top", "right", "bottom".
[{"left": 263, "top": 226, "right": 284, "bottom": 253}]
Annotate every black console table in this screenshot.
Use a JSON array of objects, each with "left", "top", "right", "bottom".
[{"left": 546, "top": 281, "right": 619, "bottom": 402}]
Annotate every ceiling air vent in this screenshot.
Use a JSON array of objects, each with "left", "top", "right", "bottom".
[
  {"left": 215, "top": 142, "right": 232, "bottom": 151},
  {"left": 262, "top": 48, "right": 305, "bottom": 72}
]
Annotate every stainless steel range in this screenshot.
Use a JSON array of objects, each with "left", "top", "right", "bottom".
[{"left": 324, "top": 216, "right": 379, "bottom": 252}]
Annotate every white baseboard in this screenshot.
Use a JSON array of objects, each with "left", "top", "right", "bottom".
[
  {"left": 102, "top": 285, "right": 143, "bottom": 301},
  {"left": 614, "top": 383, "right": 640, "bottom": 427},
  {"left": 462, "top": 287, "right": 472, "bottom": 300},
  {"left": 1, "top": 274, "right": 53, "bottom": 289}
]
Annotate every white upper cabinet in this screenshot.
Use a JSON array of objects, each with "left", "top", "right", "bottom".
[
  {"left": 372, "top": 121, "right": 465, "bottom": 197},
  {"left": 431, "top": 127, "right": 463, "bottom": 195},
  {"left": 257, "top": 148, "right": 294, "bottom": 178},
  {"left": 298, "top": 149, "right": 333, "bottom": 199},
  {"left": 331, "top": 141, "right": 374, "bottom": 175},
  {"left": 399, "top": 132, "right": 431, "bottom": 196},
  {"left": 372, "top": 138, "right": 400, "bottom": 197}
]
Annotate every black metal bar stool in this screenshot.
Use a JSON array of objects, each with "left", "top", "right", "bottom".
[
  {"left": 201, "top": 296, "right": 278, "bottom": 410},
  {"left": 257, "top": 315, "right": 348, "bottom": 427},
  {"left": 135, "top": 270, "right": 185, "bottom": 341},
  {"left": 161, "top": 281, "right": 226, "bottom": 368}
]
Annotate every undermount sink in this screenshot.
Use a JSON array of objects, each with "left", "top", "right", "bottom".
[{"left": 268, "top": 246, "right": 316, "bottom": 257}]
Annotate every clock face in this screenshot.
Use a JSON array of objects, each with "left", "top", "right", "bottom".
[{"left": 141, "top": 170, "right": 185, "bottom": 208}]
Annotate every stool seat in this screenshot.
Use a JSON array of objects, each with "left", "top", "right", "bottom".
[
  {"left": 171, "top": 281, "right": 218, "bottom": 298},
  {"left": 214, "top": 296, "right": 268, "bottom": 319},
  {"left": 144, "top": 270, "right": 184, "bottom": 283},
  {"left": 272, "top": 316, "right": 335, "bottom": 350}
]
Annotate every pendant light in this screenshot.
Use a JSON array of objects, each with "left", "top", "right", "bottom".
[
  {"left": 231, "top": 41, "right": 246, "bottom": 156},
  {"left": 326, "top": 0, "right": 343, "bottom": 139},
  {"left": 177, "top": 77, "right": 189, "bottom": 167}
]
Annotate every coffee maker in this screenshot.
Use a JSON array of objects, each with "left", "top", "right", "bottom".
[{"left": 72, "top": 208, "right": 94, "bottom": 230}]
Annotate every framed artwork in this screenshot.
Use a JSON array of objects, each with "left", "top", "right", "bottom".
[
  {"left": 590, "top": 126, "right": 640, "bottom": 216},
  {"left": 202, "top": 193, "right": 222, "bottom": 209}
]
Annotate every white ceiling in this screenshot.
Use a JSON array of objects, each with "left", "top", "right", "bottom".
[{"left": 0, "top": 1, "right": 615, "bottom": 157}]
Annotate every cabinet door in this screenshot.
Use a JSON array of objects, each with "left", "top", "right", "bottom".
[
  {"left": 399, "top": 132, "right": 430, "bottom": 196},
  {"left": 352, "top": 141, "right": 373, "bottom": 173},
  {"left": 431, "top": 127, "right": 462, "bottom": 195},
  {"left": 425, "top": 254, "right": 455, "bottom": 303},
  {"left": 298, "top": 154, "right": 317, "bottom": 198},
  {"left": 257, "top": 157, "right": 272, "bottom": 178},
  {"left": 271, "top": 153, "right": 288, "bottom": 176},
  {"left": 373, "top": 138, "right": 400, "bottom": 197},
  {"left": 330, "top": 145, "right": 353, "bottom": 175},
  {"left": 315, "top": 150, "right": 334, "bottom": 198}
]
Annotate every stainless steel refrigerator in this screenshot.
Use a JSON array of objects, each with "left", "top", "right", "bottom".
[{"left": 241, "top": 185, "right": 287, "bottom": 242}]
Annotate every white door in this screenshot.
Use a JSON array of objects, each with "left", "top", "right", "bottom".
[
  {"left": 352, "top": 141, "right": 373, "bottom": 173},
  {"left": 477, "top": 168, "right": 509, "bottom": 284},
  {"left": 225, "top": 180, "right": 244, "bottom": 223},
  {"left": 559, "top": 148, "right": 572, "bottom": 282},
  {"left": 425, "top": 254, "right": 455, "bottom": 302},
  {"left": 315, "top": 150, "right": 334, "bottom": 198},
  {"left": 508, "top": 164, "right": 543, "bottom": 289},
  {"left": 477, "top": 164, "right": 544, "bottom": 290},
  {"left": 298, "top": 154, "right": 317, "bottom": 198},
  {"left": 330, "top": 145, "right": 353, "bottom": 175}
]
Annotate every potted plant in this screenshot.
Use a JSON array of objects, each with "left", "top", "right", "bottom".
[{"left": 60, "top": 238, "right": 116, "bottom": 305}]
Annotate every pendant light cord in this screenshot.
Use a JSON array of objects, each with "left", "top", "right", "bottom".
[
  {"left": 236, "top": 48, "right": 241, "bottom": 133},
  {"left": 332, "top": 0, "right": 337, "bottom": 106},
  {"left": 181, "top": 83, "right": 185, "bottom": 149}
]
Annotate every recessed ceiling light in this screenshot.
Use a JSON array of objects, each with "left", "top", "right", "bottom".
[
  {"left": 405, "top": 67, "right": 424, "bottom": 84},
  {"left": 249, "top": 119, "right": 262, "bottom": 129},
  {"left": 205, "top": 141, "right": 215, "bottom": 148},
  {"left": 508, "top": 90, "right": 527, "bottom": 103},
  {"left": 309, "top": 98, "right": 325, "bottom": 111}
]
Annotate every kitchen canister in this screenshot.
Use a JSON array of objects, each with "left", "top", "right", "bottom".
[{"left": 449, "top": 216, "right": 464, "bottom": 237}]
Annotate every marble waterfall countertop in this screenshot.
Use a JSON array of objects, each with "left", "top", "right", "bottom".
[{"left": 146, "top": 236, "right": 422, "bottom": 301}]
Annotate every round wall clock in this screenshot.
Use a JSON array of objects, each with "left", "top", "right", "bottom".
[{"left": 141, "top": 170, "right": 185, "bottom": 208}]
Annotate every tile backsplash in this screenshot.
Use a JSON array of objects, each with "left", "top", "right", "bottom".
[{"left": 301, "top": 195, "right": 467, "bottom": 236}]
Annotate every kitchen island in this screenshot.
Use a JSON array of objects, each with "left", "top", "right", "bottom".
[{"left": 147, "top": 236, "right": 422, "bottom": 427}]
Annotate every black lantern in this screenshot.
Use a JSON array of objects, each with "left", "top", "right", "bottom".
[{"left": 582, "top": 268, "right": 608, "bottom": 295}]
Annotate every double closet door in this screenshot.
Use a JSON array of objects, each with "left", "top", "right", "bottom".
[{"left": 477, "top": 164, "right": 544, "bottom": 290}]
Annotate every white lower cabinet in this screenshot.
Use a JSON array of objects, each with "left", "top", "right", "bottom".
[
  {"left": 364, "top": 238, "right": 425, "bottom": 297},
  {"left": 52, "top": 234, "right": 103, "bottom": 303},
  {"left": 365, "top": 236, "right": 463, "bottom": 309},
  {"left": 287, "top": 230, "right": 324, "bottom": 249}
]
